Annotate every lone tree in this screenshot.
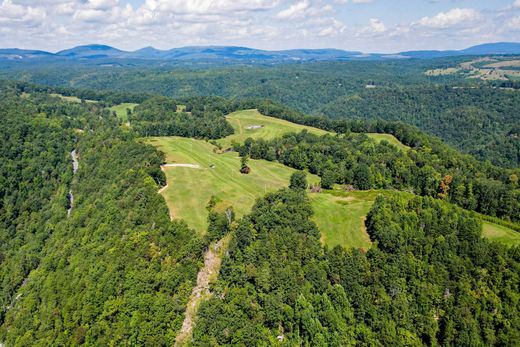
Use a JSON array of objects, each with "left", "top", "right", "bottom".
[
  {"left": 320, "top": 169, "right": 336, "bottom": 190},
  {"left": 290, "top": 171, "right": 308, "bottom": 191},
  {"left": 240, "top": 155, "right": 251, "bottom": 174}
]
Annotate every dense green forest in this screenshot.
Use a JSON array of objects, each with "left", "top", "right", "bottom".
[
  {"left": 0, "top": 79, "right": 519, "bottom": 345},
  {"left": 2, "top": 58, "right": 518, "bottom": 167},
  {"left": 130, "top": 97, "right": 234, "bottom": 139},
  {"left": 319, "top": 86, "right": 520, "bottom": 168},
  {"left": 193, "top": 185, "right": 519, "bottom": 346},
  {"left": 0, "top": 85, "right": 205, "bottom": 345}
]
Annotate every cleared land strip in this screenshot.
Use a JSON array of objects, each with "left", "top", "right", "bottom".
[
  {"left": 162, "top": 163, "right": 201, "bottom": 169},
  {"left": 175, "top": 235, "right": 231, "bottom": 346}
]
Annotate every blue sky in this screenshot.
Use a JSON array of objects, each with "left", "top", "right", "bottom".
[{"left": 0, "top": 0, "right": 519, "bottom": 52}]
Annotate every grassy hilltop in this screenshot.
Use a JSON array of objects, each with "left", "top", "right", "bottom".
[{"left": 148, "top": 108, "right": 519, "bottom": 248}]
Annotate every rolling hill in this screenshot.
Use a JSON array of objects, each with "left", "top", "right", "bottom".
[{"left": 146, "top": 108, "right": 519, "bottom": 248}]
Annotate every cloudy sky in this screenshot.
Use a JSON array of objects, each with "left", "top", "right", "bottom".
[{"left": 1, "top": 0, "right": 519, "bottom": 53}]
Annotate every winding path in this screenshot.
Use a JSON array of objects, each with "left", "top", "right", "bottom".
[
  {"left": 67, "top": 150, "right": 79, "bottom": 218},
  {"left": 175, "top": 236, "right": 230, "bottom": 346}
]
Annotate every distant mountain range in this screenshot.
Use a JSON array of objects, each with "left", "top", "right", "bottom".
[{"left": 1, "top": 42, "right": 519, "bottom": 63}]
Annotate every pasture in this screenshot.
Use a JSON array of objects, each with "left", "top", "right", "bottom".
[
  {"left": 148, "top": 136, "right": 320, "bottom": 233},
  {"left": 218, "top": 109, "right": 330, "bottom": 148},
  {"left": 109, "top": 103, "right": 138, "bottom": 121},
  {"left": 366, "top": 133, "right": 410, "bottom": 152},
  {"left": 50, "top": 93, "right": 97, "bottom": 103}
]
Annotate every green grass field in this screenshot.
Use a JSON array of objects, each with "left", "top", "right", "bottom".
[
  {"left": 482, "top": 222, "right": 520, "bottom": 247},
  {"left": 50, "top": 93, "right": 97, "bottom": 104},
  {"left": 146, "top": 110, "right": 517, "bottom": 248},
  {"left": 148, "top": 136, "right": 320, "bottom": 233},
  {"left": 109, "top": 103, "right": 139, "bottom": 121},
  {"left": 366, "top": 133, "right": 410, "bottom": 152},
  {"left": 219, "top": 109, "right": 409, "bottom": 152},
  {"left": 217, "top": 109, "right": 330, "bottom": 148},
  {"left": 310, "top": 191, "right": 376, "bottom": 250},
  {"left": 311, "top": 190, "right": 415, "bottom": 250}
]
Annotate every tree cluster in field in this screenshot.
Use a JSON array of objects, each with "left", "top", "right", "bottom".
[
  {"left": 193, "top": 184, "right": 520, "bottom": 346},
  {"left": 0, "top": 86, "right": 205, "bottom": 345},
  {"left": 129, "top": 96, "right": 234, "bottom": 139},
  {"left": 235, "top": 131, "right": 519, "bottom": 223}
]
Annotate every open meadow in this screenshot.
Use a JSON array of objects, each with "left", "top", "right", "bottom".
[
  {"left": 109, "top": 102, "right": 138, "bottom": 121},
  {"left": 148, "top": 110, "right": 518, "bottom": 248}
]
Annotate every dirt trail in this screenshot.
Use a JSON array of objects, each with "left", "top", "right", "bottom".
[
  {"left": 67, "top": 150, "right": 79, "bottom": 218},
  {"left": 162, "top": 163, "right": 200, "bottom": 169},
  {"left": 175, "top": 236, "right": 230, "bottom": 346}
]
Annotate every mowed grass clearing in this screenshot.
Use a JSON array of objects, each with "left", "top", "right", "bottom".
[
  {"left": 310, "top": 191, "right": 377, "bottom": 250},
  {"left": 311, "top": 190, "right": 415, "bottom": 250},
  {"left": 219, "top": 109, "right": 409, "bottom": 152},
  {"left": 366, "top": 133, "right": 410, "bottom": 152},
  {"left": 110, "top": 103, "right": 139, "bottom": 121},
  {"left": 50, "top": 93, "right": 97, "bottom": 104},
  {"left": 482, "top": 222, "right": 520, "bottom": 247},
  {"left": 311, "top": 189, "right": 519, "bottom": 249},
  {"left": 147, "top": 136, "right": 320, "bottom": 233},
  {"left": 218, "top": 109, "right": 330, "bottom": 148}
]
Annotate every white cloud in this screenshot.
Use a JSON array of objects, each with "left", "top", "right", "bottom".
[
  {"left": 276, "top": 0, "right": 310, "bottom": 19},
  {"left": 359, "top": 18, "right": 386, "bottom": 34},
  {"left": 86, "top": 0, "right": 120, "bottom": 11},
  {"left": 0, "top": 0, "right": 46, "bottom": 26},
  {"left": 508, "top": 15, "right": 520, "bottom": 29},
  {"left": 148, "top": 0, "right": 279, "bottom": 15},
  {"left": 417, "top": 8, "right": 481, "bottom": 29}
]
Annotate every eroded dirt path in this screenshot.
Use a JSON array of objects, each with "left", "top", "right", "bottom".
[
  {"left": 175, "top": 235, "right": 231, "bottom": 346},
  {"left": 67, "top": 150, "right": 79, "bottom": 218}
]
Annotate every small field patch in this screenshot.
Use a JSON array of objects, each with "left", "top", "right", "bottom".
[
  {"left": 482, "top": 222, "right": 520, "bottom": 247},
  {"left": 50, "top": 93, "right": 97, "bottom": 104},
  {"left": 109, "top": 103, "right": 138, "bottom": 121},
  {"left": 366, "top": 133, "right": 410, "bottom": 152}
]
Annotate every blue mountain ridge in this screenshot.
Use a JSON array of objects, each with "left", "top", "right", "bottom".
[{"left": 1, "top": 42, "right": 519, "bottom": 62}]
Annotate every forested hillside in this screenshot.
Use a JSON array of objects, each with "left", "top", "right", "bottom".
[
  {"left": 319, "top": 86, "right": 520, "bottom": 167},
  {"left": 0, "top": 85, "right": 205, "bottom": 345},
  {"left": 237, "top": 131, "right": 520, "bottom": 222},
  {"left": 0, "top": 81, "right": 518, "bottom": 346},
  {"left": 1, "top": 58, "right": 517, "bottom": 167},
  {"left": 193, "top": 188, "right": 519, "bottom": 345}
]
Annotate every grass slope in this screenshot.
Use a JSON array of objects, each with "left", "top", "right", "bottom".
[
  {"left": 366, "top": 133, "right": 410, "bottom": 152},
  {"left": 148, "top": 136, "right": 320, "bottom": 233},
  {"left": 50, "top": 93, "right": 97, "bottom": 104},
  {"left": 482, "top": 222, "right": 520, "bottom": 247},
  {"left": 311, "top": 190, "right": 415, "bottom": 250},
  {"left": 109, "top": 103, "right": 138, "bottom": 121},
  {"left": 147, "top": 110, "right": 516, "bottom": 248},
  {"left": 220, "top": 109, "right": 409, "bottom": 152},
  {"left": 310, "top": 191, "right": 375, "bottom": 250},
  {"left": 218, "top": 109, "right": 330, "bottom": 148}
]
